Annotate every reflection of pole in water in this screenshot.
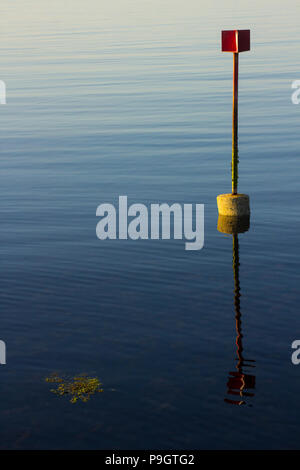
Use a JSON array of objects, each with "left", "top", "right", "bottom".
[
  {"left": 217, "top": 216, "right": 255, "bottom": 406},
  {"left": 233, "top": 234, "right": 243, "bottom": 371}
]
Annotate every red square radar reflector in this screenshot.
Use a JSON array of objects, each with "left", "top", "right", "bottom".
[{"left": 222, "top": 30, "right": 250, "bottom": 53}]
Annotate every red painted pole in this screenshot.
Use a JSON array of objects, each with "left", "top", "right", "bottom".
[{"left": 232, "top": 52, "right": 239, "bottom": 195}]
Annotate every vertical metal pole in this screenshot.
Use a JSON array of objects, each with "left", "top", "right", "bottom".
[{"left": 232, "top": 52, "right": 239, "bottom": 195}]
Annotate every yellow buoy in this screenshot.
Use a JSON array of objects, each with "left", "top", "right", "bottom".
[{"left": 217, "top": 193, "right": 250, "bottom": 217}]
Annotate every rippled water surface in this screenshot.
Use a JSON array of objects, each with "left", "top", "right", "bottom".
[{"left": 1, "top": 0, "right": 300, "bottom": 449}]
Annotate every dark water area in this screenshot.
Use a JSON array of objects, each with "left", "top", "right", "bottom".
[{"left": 1, "top": 0, "right": 300, "bottom": 449}]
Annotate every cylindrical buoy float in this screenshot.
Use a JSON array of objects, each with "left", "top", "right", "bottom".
[{"left": 217, "top": 193, "right": 250, "bottom": 218}]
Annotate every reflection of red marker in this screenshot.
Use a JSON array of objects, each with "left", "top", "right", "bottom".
[{"left": 221, "top": 30, "right": 250, "bottom": 195}]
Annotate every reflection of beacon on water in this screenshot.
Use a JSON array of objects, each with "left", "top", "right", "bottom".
[{"left": 218, "top": 215, "right": 256, "bottom": 406}]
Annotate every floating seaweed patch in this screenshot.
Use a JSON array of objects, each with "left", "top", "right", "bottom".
[{"left": 46, "top": 373, "right": 103, "bottom": 403}]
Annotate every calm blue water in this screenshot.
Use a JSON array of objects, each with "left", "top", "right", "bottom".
[{"left": 1, "top": 0, "right": 300, "bottom": 449}]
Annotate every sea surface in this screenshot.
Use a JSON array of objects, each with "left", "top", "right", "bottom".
[{"left": 1, "top": 0, "right": 300, "bottom": 449}]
